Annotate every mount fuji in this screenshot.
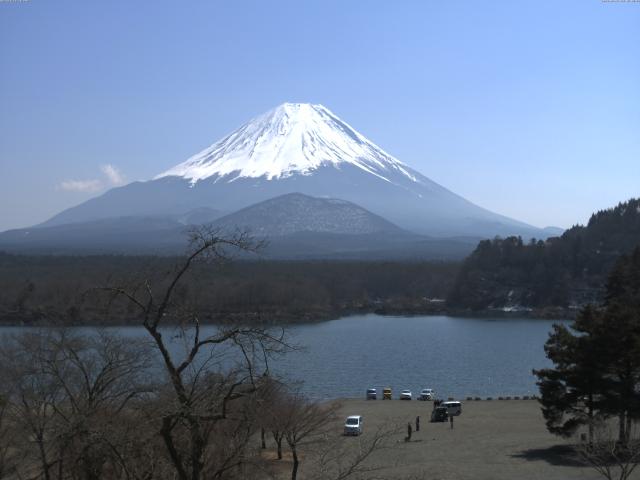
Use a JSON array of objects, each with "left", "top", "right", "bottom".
[
  {"left": 42, "top": 103, "right": 542, "bottom": 235},
  {"left": 2, "top": 103, "right": 552, "bottom": 256}
]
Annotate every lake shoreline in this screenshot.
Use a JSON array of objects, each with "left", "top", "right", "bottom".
[{"left": 0, "top": 304, "right": 575, "bottom": 327}]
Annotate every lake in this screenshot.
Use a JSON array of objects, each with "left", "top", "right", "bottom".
[
  {"left": 277, "top": 314, "right": 566, "bottom": 399},
  {"left": 0, "top": 314, "right": 567, "bottom": 400}
]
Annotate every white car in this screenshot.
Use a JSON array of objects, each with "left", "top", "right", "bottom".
[
  {"left": 400, "top": 390, "right": 412, "bottom": 400},
  {"left": 419, "top": 388, "right": 434, "bottom": 401},
  {"left": 344, "top": 415, "right": 363, "bottom": 436}
]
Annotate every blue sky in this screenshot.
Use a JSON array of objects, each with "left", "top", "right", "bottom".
[{"left": 0, "top": 0, "right": 638, "bottom": 231}]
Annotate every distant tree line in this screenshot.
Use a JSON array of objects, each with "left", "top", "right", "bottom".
[
  {"left": 0, "top": 252, "right": 458, "bottom": 325},
  {"left": 448, "top": 198, "right": 640, "bottom": 311}
]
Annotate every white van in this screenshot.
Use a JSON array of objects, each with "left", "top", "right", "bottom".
[
  {"left": 442, "top": 401, "right": 462, "bottom": 416},
  {"left": 344, "top": 415, "right": 363, "bottom": 436}
]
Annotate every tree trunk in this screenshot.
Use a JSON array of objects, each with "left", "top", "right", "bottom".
[
  {"left": 588, "top": 397, "right": 594, "bottom": 446},
  {"left": 161, "top": 417, "right": 189, "bottom": 480},
  {"left": 290, "top": 445, "right": 299, "bottom": 480},
  {"left": 619, "top": 412, "right": 627, "bottom": 445},
  {"left": 36, "top": 434, "right": 51, "bottom": 480},
  {"left": 273, "top": 432, "right": 283, "bottom": 460},
  {"left": 189, "top": 420, "right": 204, "bottom": 480}
]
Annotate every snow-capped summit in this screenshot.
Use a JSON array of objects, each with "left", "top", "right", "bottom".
[
  {"left": 156, "top": 103, "right": 417, "bottom": 184},
  {"left": 36, "top": 102, "right": 549, "bottom": 241}
]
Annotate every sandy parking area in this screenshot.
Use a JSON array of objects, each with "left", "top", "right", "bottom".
[{"left": 296, "top": 398, "right": 618, "bottom": 480}]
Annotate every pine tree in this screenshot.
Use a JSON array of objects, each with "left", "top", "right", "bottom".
[
  {"left": 534, "top": 306, "right": 604, "bottom": 442},
  {"left": 535, "top": 246, "right": 640, "bottom": 444},
  {"left": 596, "top": 247, "right": 640, "bottom": 444}
]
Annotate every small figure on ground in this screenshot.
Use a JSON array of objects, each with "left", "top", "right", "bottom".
[
  {"left": 416, "top": 415, "right": 420, "bottom": 432},
  {"left": 405, "top": 422, "right": 413, "bottom": 442},
  {"left": 449, "top": 414, "right": 454, "bottom": 429}
]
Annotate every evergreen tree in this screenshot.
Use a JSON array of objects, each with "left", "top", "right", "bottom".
[
  {"left": 534, "top": 306, "right": 605, "bottom": 442},
  {"left": 449, "top": 198, "right": 640, "bottom": 310},
  {"left": 535, "top": 247, "right": 640, "bottom": 444},
  {"left": 596, "top": 247, "right": 640, "bottom": 444}
]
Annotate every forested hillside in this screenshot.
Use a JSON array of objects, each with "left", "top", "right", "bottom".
[
  {"left": 0, "top": 254, "right": 458, "bottom": 325},
  {"left": 448, "top": 198, "right": 640, "bottom": 311}
]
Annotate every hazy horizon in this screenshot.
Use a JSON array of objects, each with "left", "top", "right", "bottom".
[{"left": 1, "top": 0, "right": 638, "bottom": 232}]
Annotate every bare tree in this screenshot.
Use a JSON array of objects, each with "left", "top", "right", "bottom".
[
  {"left": 577, "top": 420, "right": 640, "bottom": 480},
  {"left": 42, "top": 330, "right": 154, "bottom": 480},
  {"left": 258, "top": 377, "right": 290, "bottom": 460},
  {"left": 0, "top": 331, "right": 65, "bottom": 480},
  {"left": 0, "top": 390, "right": 17, "bottom": 480},
  {"left": 257, "top": 381, "right": 404, "bottom": 480},
  {"left": 0, "top": 329, "right": 157, "bottom": 480},
  {"left": 277, "top": 392, "right": 340, "bottom": 480},
  {"left": 310, "top": 423, "right": 402, "bottom": 480},
  {"left": 102, "top": 226, "right": 290, "bottom": 480}
]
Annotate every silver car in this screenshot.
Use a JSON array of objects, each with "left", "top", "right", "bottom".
[{"left": 344, "top": 415, "right": 363, "bottom": 436}]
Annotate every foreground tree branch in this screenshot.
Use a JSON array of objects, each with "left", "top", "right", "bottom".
[
  {"left": 577, "top": 421, "right": 640, "bottom": 480},
  {"left": 311, "top": 423, "right": 402, "bottom": 480},
  {"left": 103, "top": 226, "right": 289, "bottom": 480}
]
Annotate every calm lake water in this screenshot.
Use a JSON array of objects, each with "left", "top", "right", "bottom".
[{"left": 0, "top": 314, "right": 567, "bottom": 400}]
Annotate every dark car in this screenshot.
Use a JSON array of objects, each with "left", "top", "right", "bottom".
[
  {"left": 431, "top": 406, "right": 448, "bottom": 422},
  {"left": 366, "top": 388, "right": 377, "bottom": 400}
]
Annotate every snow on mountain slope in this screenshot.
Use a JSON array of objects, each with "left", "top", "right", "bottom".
[
  {"left": 155, "top": 103, "right": 417, "bottom": 184},
  {"left": 36, "top": 102, "right": 549, "bottom": 240}
]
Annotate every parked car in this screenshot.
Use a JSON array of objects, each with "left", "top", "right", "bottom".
[
  {"left": 366, "top": 388, "right": 377, "bottom": 400},
  {"left": 383, "top": 387, "right": 392, "bottom": 400},
  {"left": 442, "top": 400, "right": 462, "bottom": 416},
  {"left": 344, "top": 415, "right": 363, "bottom": 436},
  {"left": 400, "top": 389, "right": 412, "bottom": 400},
  {"left": 431, "top": 406, "right": 448, "bottom": 422},
  {"left": 419, "top": 388, "right": 434, "bottom": 401}
]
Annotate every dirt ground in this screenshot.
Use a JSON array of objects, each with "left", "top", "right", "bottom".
[{"left": 287, "top": 398, "right": 631, "bottom": 480}]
